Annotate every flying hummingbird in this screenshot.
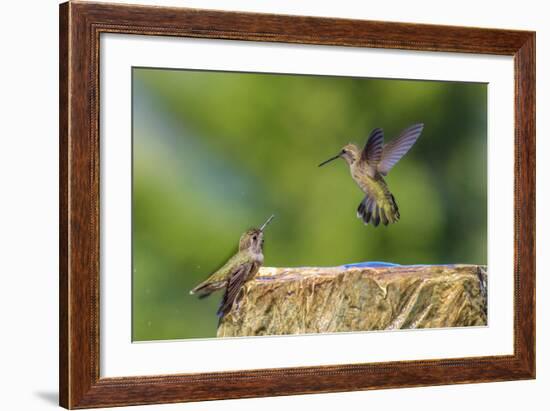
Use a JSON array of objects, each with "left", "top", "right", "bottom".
[
  {"left": 319, "top": 123, "right": 424, "bottom": 226},
  {"left": 190, "top": 215, "right": 275, "bottom": 318}
]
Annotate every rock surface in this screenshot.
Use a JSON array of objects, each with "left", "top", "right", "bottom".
[{"left": 217, "top": 263, "right": 487, "bottom": 337}]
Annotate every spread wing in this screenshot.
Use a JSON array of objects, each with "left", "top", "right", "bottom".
[
  {"left": 217, "top": 262, "right": 255, "bottom": 318},
  {"left": 360, "top": 128, "right": 384, "bottom": 164},
  {"left": 377, "top": 123, "right": 423, "bottom": 176}
]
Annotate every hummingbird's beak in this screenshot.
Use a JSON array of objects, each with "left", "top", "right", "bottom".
[
  {"left": 318, "top": 153, "right": 341, "bottom": 167},
  {"left": 260, "top": 215, "right": 275, "bottom": 231}
]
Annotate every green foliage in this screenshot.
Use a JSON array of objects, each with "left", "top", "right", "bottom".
[{"left": 132, "top": 68, "right": 487, "bottom": 341}]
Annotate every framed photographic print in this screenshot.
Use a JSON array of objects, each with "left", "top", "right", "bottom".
[{"left": 59, "top": 1, "right": 535, "bottom": 408}]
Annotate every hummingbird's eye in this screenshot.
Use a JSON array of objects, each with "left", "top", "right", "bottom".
[{"left": 252, "top": 235, "right": 257, "bottom": 241}]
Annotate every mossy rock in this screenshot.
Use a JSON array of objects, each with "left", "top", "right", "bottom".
[{"left": 217, "top": 264, "right": 487, "bottom": 337}]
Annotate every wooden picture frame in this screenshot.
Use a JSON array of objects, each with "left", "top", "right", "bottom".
[{"left": 59, "top": 1, "right": 535, "bottom": 408}]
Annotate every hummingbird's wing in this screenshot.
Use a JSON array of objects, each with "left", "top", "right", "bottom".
[
  {"left": 360, "top": 127, "right": 384, "bottom": 165},
  {"left": 377, "top": 123, "right": 424, "bottom": 176},
  {"left": 217, "top": 262, "right": 256, "bottom": 318},
  {"left": 190, "top": 253, "right": 240, "bottom": 298}
]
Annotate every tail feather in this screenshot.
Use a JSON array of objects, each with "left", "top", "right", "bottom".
[
  {"left": 189, "top": 280, "right": 225, "bottom": 299},
  {"left": 358, "top": 197, "right": 375, "bottom": 223},
  {"left": 372, "top": 207, "right": 381, "bottom": 227},
  {"left": 380, "top": 208, "right": 389, "bottom": 226},
  {"left": 357, "top": 194, "right": 400, "bottom": 226},
  {"left": 189, "top": 283, "right": 212, "bottom": 298}
]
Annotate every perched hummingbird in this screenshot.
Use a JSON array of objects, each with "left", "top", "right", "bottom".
[
  {"left": 319, "top": 123, "right": 424, "bottom": 226},
  {"left": 190, "top": 215, "right": 275, "bottom": 318}
]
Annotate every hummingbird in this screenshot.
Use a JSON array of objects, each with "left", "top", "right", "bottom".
[
  {"left": 319, "top": 123, "right": 424, "bottom": 226},
  {"left": 190, "top": 215, "right": 275, "bottom": 318}
]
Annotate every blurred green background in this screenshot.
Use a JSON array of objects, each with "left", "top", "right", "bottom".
[{"left": 132, "top": 68, "right": 487, "bottom": 341}]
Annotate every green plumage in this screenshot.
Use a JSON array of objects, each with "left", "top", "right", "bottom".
[
  {"left": 190, "top": 215, "right": 274, "bottom": 318},
  {"left": 319, "top": 124, "right": 423, "bottom": 227},
  {"left": 190, "top": 250, "right": 260, "bottom": 299}
]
